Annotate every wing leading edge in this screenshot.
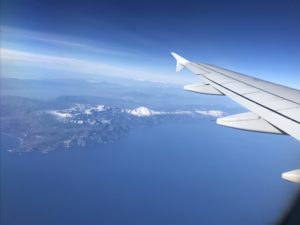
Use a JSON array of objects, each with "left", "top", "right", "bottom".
[{"left": 171, "top": 52, "right": 300, "bottom": 183}]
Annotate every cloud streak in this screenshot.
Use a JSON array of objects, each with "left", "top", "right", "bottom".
[
  {"left": 0, "top": 26, "right": 196, "bottom": 84},
  {"left": 1, "top": 47, "right": 192, "bottom": 84},
  {"left": 1, "top": 26, "right": 138, "bottom": 58}
]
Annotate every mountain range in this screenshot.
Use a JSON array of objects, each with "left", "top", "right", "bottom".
[{"left": 1, "top": 95, "right": 224, "bottom": 153}]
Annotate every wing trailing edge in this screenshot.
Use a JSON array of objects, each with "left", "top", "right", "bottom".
[
  {"left": 184, "top": 84, "right": 223, "bottom": 95},
  {"left": 217, "top": 112, "right": 284, "bottom": 134}
]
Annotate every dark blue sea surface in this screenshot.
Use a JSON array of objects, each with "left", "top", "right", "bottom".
[{"left": 1, "top": 121, "right": 300, "bottom": 225}]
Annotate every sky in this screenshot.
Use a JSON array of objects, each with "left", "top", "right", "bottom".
[{"left": 1, "top": 0, "right": 300, "bottom": 87}]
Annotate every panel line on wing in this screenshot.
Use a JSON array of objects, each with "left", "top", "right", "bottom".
[
  {"left": 244, "top": 92, "right": 300, "bottom": 111},
  {"left": 203, "top": 77, "right": 300, "bottom": 124},
  {"left": 199, "top": 64, "right": 300, "bottom": 106}
]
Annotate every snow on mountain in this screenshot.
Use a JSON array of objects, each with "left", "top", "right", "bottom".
[
  {"left": 48, "top": 104, "right": 106, "bottom": 118},
  {"left": 195, "top": 110, "right": 224, "bottom": 117},
  {"left": 47, "top": 104, "right": 224, "bottom": 122},
  {"left": 126, "top": 106, "right": 224, "bottom": 118},
  {"left": 125, "top": 107, "right": 195, "bottom": 117},
  {"left": 48, "top": 110, "right": 73, "bottom": 119},
  {"left": 85, "top": 105, "right": 105, "bottom": 115},
  {"left": 171, "top": 111, "right": 194, "bottom": 116},
  {"left": 125, "top": 107, "right": 156, "bottom": 117}
]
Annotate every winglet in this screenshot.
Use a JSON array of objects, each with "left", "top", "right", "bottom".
[{"left": 171, "top": 52, "right": 189, "bottom": 72}]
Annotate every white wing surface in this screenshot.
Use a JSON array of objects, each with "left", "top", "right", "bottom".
[{"left": 171, "top": 52, "right": 300, "bottom": 183}]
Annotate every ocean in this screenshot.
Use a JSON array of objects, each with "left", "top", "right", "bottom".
[{"left": 1, "top": 121, "right": 300, "bottom": 225}]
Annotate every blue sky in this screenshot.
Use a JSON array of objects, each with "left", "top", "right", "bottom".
[{"left": 1, "top": 0, "right": 300, "bottom": 87}]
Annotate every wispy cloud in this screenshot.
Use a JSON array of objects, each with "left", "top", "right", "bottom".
[
  {"left": 0, "top": 26, "right": 197, "bottom": 84},
  {"left": 1, "top": 26, "right": 139, "bottom": 58},
  {"left": 0, "top": 47, "right": 193, "bottom": 84}
]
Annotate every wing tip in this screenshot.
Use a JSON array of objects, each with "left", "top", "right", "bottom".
[
  {"left": 171, "top": 52, "right": 189, "bottom": 72},
  {"left": 171, "top": 52, "right": 189, "bottom": 64}
]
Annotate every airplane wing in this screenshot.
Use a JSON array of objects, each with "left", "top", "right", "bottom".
[{"left": 171, "top": 52, "right": 300, "bottom": 183}]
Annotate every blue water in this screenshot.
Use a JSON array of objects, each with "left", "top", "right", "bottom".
[{"left": 1, "top": 121, "right": 300, "bottom": 225}]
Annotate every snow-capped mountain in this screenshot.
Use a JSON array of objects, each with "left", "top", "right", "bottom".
[
  {"left": 48, "top": 105, "right": 224, "bottom": 122},
  {"left": 1, "top": 96, "right": 225, "bottom": 153}
]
